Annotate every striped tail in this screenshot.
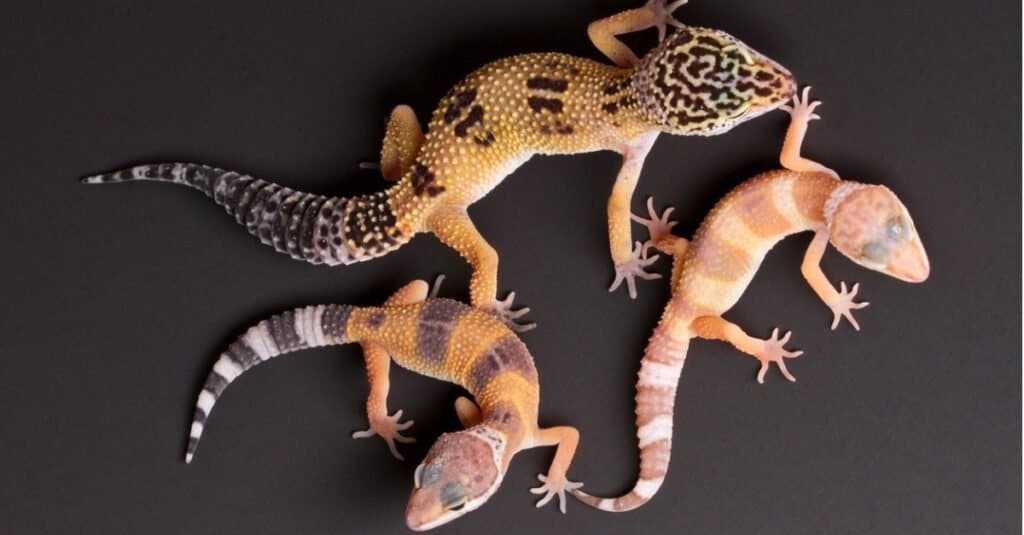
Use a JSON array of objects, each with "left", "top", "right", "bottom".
[
  {"left": 185, "top": 304, "right": 356, "bottom": 463},
  {"left": 572, "top": 313, "right": 691, "bottom": 512},
  {"left": 82, "top": 163, "right": 410, "bottom": 265}
]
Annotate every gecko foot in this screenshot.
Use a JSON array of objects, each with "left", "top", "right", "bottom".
[
  {"left": 490, "top": 291, "right": 536, "bottom": 332},
  {"left": 754, "top": 328, "right": 805, "bottom": 384},
  {"left": 352, "top": 409, "right": 416, "bottom": 461},
  {"left": 631, "top": 196, "right": 678, "bottom": 248},
  {"left": 609, "top": 241, "right": 662, "bottom": 299},
  {"left": 780, "top": 87, "right": 839, "bottom": 178},
  {"left": 645, "top": 0, "right": 689, "bottom": 41},
  {"left": 826, "top": 281, "right": 870, "bottom": 331},
  {"left": 530, "top": 473, "right": 584, "bottom": 514}
]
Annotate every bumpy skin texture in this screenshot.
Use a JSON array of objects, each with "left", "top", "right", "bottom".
[
  {"left": 571, "top": 88, "right": 931, "bottom": 512},
  {"left": 185, "top": 280, "right": 582, "bottom": 530},
  {"left": 82, "top": 1, "right": 796, "bottom": 328}
]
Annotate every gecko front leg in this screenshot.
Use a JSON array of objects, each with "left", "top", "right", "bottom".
[
  {"left": 351, "top": 343, "right": 416, "bottom": 460},
  {"left": 528, "top": 426, "right": 583, "bottom": 514},
  {"left": 608, "top": 132, "right": 662, "bottom": 299},
  {"left": 588, "top": 0, "right": 689, "bottom": 67},
  {"left": 779, "top": 87, "right": 839, "bottom": 178},
  {"left": 801, "top": 230, "right": 870, "bottom": 330},
  {"left": 426, "top": 207, "right": 534, "bottom": 331}
]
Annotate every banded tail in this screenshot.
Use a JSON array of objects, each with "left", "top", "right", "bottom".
[
  {"left": 572, "top": 314, "right": 691, "bottom": 512},
  {"left": 185, "top": 304, "right": 356, "bottom": 463},
  {"left": 83, "top": 163, "right": 410, "bottom": 265}
]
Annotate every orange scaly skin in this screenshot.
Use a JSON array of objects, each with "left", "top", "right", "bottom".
[
  {"left": 571, "top": 88, "right": 931, "bottom": 512},
  {"left": 82, "top": 0, "right": 796, "bottom": 330},
  {"left": 184, "top": 280, "right": 582, "bottom": 531}
]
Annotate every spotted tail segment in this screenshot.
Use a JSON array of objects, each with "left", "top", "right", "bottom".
[
  {"left": 572, "top": 312, "right": 691, "bottom": 511},
  {"left": 185, "top": 304, "right": 355, "bottom": 463},
  {"left": 82, "top": 163, "right": 410, "bottom": 265}
]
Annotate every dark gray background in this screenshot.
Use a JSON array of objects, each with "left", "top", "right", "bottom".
[{"left": 1, "top": 1, "right": 1019, "bottom": 533}]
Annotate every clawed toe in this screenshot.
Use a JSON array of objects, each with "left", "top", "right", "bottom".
[
  {"left": 828, "top": 281, "right": 870, "bottom": 331},
  {"left": 646, "top": 0, "right": 689, "bottom": 41},
  {"left": 609, "top": 241, "right": 662, "bottom": 299},
  {"left": 352, "top": 409, "right": 416, "bottom": 460},
  {"left": 530, "top": 473, "right": 584, "bottom": 514},
  {"left": 755, "top": 328, "right": 804, "bottom": 384},
  {"left": 491, "top": 292, "right": 536, "bottom": 332}
]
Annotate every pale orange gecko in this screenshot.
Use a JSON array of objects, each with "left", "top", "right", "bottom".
[{"left": 572, "top": 87, "right": 930, "bottom": 511}]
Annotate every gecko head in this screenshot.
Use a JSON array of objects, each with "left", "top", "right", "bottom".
[
  {"left": 405, "top": 427, "right": 506, "bottom": 531},
  {"left": 633, "top": 27, "right": 796, "bottom": 136},
  {"left": 826, "top": 184, "right": 930, "bottom": 283}
]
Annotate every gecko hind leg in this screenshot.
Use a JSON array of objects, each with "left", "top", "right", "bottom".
[
  {"left": 427, "top": 207, "right": 535, "bottom": 332},
  {"left": 691, "top": 317, "right": 805, "bottom": 384},
  {"left": 360, "top": 104, "right": 424, "bottom": 181}
]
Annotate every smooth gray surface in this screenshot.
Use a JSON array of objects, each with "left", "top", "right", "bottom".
[{"left": 0, "top": 1, "right": 1019, "bottom": 533}]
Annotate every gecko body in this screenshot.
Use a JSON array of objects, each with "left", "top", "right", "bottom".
[
  {"left": 185, "top": 279, "right": 581, "bottom": 530},
  {"left": 571, "top": 88, "right": 930, "bottom": 511},
  {"left": 83, "top": 1, "right": 796, "bottom": 328}
]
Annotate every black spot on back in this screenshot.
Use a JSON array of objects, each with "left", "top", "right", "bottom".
[{"left": 527, "top": 97, "right": 563, "bottom": 114}]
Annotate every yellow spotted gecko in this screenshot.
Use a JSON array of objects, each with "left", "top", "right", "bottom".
[
  {"left": 184, "top": 278, "right": 582, "bottom": 530},
  {"left": 82, "top": 0, "right": 796, "bottom": 330},
  {"left": 571, "top": 88, "right": 930, "bottom": 511}
]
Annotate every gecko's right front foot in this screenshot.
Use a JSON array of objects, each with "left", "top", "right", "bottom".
[
  {"left": 645, "top": 0, "right": 688, "bottom": 41},
  {"left": 490, "top": 291, "right": 536, "bottom": 332},
  {"left": 609, "top": 241, "right": 662, "bottom": 299},
  {"left": 352, "top": 409, "right": 416, "bottom": 461}
]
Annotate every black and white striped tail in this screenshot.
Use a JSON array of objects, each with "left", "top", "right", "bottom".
[
  {"left": 83, "top": 163, "right": 407, "bottom": 265},
  {"left": 185, "top": 304, "right": 355, "bottom": 463}
]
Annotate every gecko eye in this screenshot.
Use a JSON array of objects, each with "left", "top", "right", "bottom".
[
  {"left": 440, "top": 482, "right": 467, "bottom": 510},
  {"left": 886, "top": 216, "right": 909, "bottom": 241},
  {"left": 860, "top": 241, "right": 889, "bottom": 264}
]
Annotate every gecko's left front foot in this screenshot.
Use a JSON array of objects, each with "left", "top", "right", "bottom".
[
  {"left": 530, "top": 473, "right": 584, "bottom": 514},
  {"left": 826, "top": 281, "right": 870, "bottom": 331},
  {"left": 490, "top": 291, "right": 536, "bottom": 332},
  {"left": 645, "top": 0, "right": 688, "bottom": 41},
  {"left": 352, "top": 409, "right": 416, "bottom": 461},
  {"left": 609, "top": 241, "right": 662, "bottom": 299}
]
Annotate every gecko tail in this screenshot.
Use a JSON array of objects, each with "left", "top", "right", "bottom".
[
  {"left": 185, "top": 304, "right": 358, "bottom": 463},
  {"left": 570, "top": 318, "right": 691, "bottom": 512},
  {"left": 83, "top": 163, "right": 411, "bottom": 266}
]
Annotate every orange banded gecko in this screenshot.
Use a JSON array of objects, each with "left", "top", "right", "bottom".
[
  {"left": 82, "top": 0, "right": 796, "bottom": 330},
  {"left": 571, "top": 88, "right": 930, "bottom": 511},
  {"left": 184, "top": 279, "right": 581, "bottom": 530}
]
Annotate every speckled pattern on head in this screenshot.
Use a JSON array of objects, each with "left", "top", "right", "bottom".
[{"left": 83, "top": 1, "right": 797, "bottom": 324}]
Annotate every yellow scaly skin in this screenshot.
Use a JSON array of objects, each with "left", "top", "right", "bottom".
[
  {"left": 83, "top": 0, "right": 797, "bottom": 330},
  {"left": 184, "top": 280, "right": 582, "bottom": 531},
  {"left": 571, "top": 88, "right": 930, "bottom": 512}
]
